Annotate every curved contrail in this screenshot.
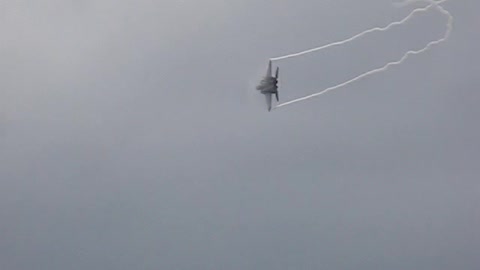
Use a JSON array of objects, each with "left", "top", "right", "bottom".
[{"left": 273, "top": 0, "right": 453, "bottom": 109}]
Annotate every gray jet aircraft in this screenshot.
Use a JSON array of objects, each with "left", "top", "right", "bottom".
[{"left": 256, "top": 60, "right": 279, "bottom": 111}]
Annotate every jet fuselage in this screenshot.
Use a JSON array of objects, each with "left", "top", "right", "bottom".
[
  {"left": 256, "top": 77, "right": 278, "bottom": 94},
  {"left": 256, "top": 60, "right": 279, "bottom": 111}
]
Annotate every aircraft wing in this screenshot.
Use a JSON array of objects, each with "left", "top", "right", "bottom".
[{"left": 264, "top": 93, "right": 272, "bottom": 111}]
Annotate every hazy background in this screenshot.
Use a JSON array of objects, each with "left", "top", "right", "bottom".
[{"left": 1, "top": 0, "right": 479, "bottom": 269}]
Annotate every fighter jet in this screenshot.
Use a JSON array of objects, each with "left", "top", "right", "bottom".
[{"left": 256, "top": 60, "right": 279, "bottom": 111}]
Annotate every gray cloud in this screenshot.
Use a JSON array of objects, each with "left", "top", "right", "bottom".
[{"left": 1, "top": 0, "right": 479, "bottom": 269}]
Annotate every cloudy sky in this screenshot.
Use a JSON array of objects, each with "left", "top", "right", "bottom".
[{"left": 1, "top": 0, "right": 479, "bottom": 269}]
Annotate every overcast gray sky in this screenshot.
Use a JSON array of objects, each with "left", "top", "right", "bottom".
[{"left": 1, "top": 0, "right": 479, "bottom": 269}]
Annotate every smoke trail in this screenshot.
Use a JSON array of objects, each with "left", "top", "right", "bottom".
[
  {"left": 274, "top": 0, "right": 452, "bottom": 109},
  {"left": 270, "top": 0, "right": 447, "bottom": 61}
]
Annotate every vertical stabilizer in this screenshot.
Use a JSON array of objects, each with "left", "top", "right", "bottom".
[{"left": 266, "top": 60, "right": 272, "bottom": 77}]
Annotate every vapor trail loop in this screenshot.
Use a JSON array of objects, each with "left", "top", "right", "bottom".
[{"left": 273, "top": 0, "right": 453, "bottom": 109}]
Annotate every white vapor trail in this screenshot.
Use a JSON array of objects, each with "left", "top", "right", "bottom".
[{"left": 273, "top": 0, "right": 453, "bottom": 109}]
